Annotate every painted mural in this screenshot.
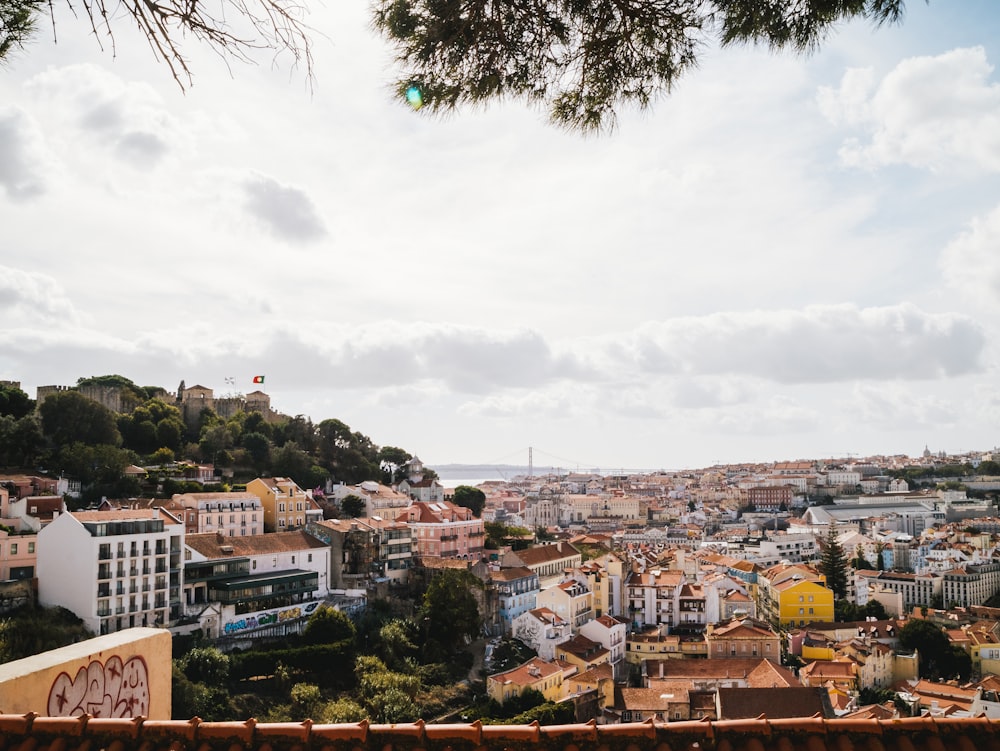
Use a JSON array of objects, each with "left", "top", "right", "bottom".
[{"left": 47, "top": 655, "right": 150, "bottom": 718}]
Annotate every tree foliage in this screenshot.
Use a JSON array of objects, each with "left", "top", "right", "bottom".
[
  {"left": 452, "top": 485, "right": 486, "bottom": 517},
  {"left": 39, "top": 390, "right": 121, "bottom": 447},
  {"left": 819, "top": 524, "right": 849, "bottom": 600},
  {"left": 3, "top": 0, "right": 911, "bottom": 132},
  {"left": 340, "top": 494, "right": 367, "bottom": 519},
  {"left": 898, "top": 618, "right": 971, "bottom": 681},
  {"left": 419, "top": 568, "right": 481, "bottom": 658},
  {"left": 0, "top": 604, "right": 93, "bottom": 662},
  {"left": 0, "top": 0, "right": 312, "bottom": 89},
  {"left": 0, "top": 384, "right": 33, "bottom": 419},
  {"left": 374, "top": 0, "right": 909, "bottom": 131},
  {"left": 302, "top": 605, "right": 356, "bottom": 645}
]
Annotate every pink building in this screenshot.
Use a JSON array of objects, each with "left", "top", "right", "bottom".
[
  {"left": 0, "top": 529, "right": 37, "bottom": 580},
  {"left": 397, "top": 501, "right": 485, "bottom": 560}
]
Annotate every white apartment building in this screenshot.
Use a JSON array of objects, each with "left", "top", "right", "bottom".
[
  {"left": 579, "top": 614, "right": 628, "bottom": 680},
  {"left": 166, "top": 492, "right": 263, "bottom": 537},
  {"left": 37, "top": 508, "right": 184, "bottom": 635},
  {"left": 183, "top": 531, "right": 330, "bottom": 638}
]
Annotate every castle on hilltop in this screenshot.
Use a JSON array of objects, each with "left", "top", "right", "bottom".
[{"left": 35, "top": 379, "right": 278, "bottom": 429}]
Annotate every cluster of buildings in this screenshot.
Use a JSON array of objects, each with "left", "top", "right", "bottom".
[{"left": 8, "top": 443, "right": 1000, "bottom": 722}]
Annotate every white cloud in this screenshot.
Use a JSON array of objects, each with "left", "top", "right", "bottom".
[
  {"left": 0, "top": 266, "right": 80, "bottom": 323},
  {"left": 941, "top": 203, "right": 1000, "bottom": 308},
  {"left": 618, "top": 304, "right": 984, "bottom": 383},
  {"left": 848, "top": 383, "right": 956, "bottom": 430},
  {"left": 819, "top": 46, "right": 1000, "bottom": 172},
  {"left": 0, "top": 107, "right": 52, "bottom": 201},
  {"left": 24, "top": 64, "right": 185, "bottom": 169},
  {"left": 242, "top": 174, "right": 327, "bottom": 243},
  {"left": 691, "top": 395, "right": 820, "bottom": 436}
]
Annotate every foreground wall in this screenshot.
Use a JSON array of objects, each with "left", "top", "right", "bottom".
[{"left": 0, "top": 628, "right": 171, "bottom": 719}]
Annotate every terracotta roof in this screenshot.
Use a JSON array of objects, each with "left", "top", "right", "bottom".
[
  {"left": 514, "top": 542, "right": 581, "bottom": 567},
  {"left": 491, "top": 566, "right": 536, "bottom": 582},
  {"left": 717, "top": 687, "right": 834, "bottom": 720},
  {"left": 185, "top": 531, "right": 326, "bottom": 557},
  {"left": 745, "top": 660, "right": 799, "bottom": 688}
]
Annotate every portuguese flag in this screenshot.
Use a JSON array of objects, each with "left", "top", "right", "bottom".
[{"left": 252, "top": 375, "right": 265, "bottom": 384}]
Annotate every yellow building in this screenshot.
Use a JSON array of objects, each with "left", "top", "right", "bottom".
[
  {"left": 486, "top": 657, "right": 565, "bottom": 704},
  {"left": 246, "top": 477, "right": 310, "bottom": 532},
  {"left": 773, "top": 578, "right": 834, "bottom": 628}
]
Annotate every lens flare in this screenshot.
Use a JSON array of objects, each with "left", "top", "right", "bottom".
[{"left": 405, "top": 85, "right": 424, "bottom": 110}]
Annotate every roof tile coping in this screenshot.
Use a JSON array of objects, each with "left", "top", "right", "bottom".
[{"left": 4, "top": 716, "right": 1000, "bottom": 751}]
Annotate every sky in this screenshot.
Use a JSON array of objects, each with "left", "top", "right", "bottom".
[{"left": 2, "top": 2, "right": 1000, "bottom": 472}]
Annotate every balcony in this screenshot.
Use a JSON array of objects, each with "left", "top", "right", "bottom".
[
  {"left": 97, "top": 607, "right": 112, "bottom": 618},
  {"left": 99, "top": 550, "right": 112, "bottom": 561},
  {"left": 97, "top": 585, "right": 111, "bottom": 598},
  {"left": 116, "top": 606, "right": 126, "bottom": 615},
  {"left": 98, "top": 570, "right": 112, "bottom": 581}
]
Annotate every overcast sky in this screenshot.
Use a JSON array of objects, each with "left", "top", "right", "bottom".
[{"left": 2, "top": 2, "right": 999, "bottom": 471}]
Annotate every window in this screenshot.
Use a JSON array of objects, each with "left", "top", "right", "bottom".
[
  {"left": 308, "top": 553, "right": 312, "bottom": 562},
  {"left": 252, "top": 560, "right": 257, "bottom": 570},
  {"left": 10, "top": 543, "right": 17, "bottom": 554},
  {"left": 799, "top": 595, "right": 804, "bottom": 602},
  {"left": 279, "top": 503, "right": 286, "bottom": 512},
  {"left": 798, "top": 608, "right": 804, "bottom": 615},
  {"left": 292, "top": 555, "right": 296, "bottom": 564},
  {"left": 279, "top": 519, "right": 286, "bottom": 528},
  {"left": 809, "top": 608, "right": 814, "bottom": 614}
]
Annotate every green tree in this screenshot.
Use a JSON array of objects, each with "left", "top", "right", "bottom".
[
  {"left": 179, "top": 646, "right": 231, "bottom": 684},
  {"left": 378, "top": 446, "right": 411, "bottom": 484},
  {"left": 289, "top": 682, "right": 325, "bottom": 719},
  {"left": 354, "top": 655, "right": 421, "bottom": 722},
  {"left": 0, "top": 384, "right": 33, "bottom": 419},
  {"left": 0, "top": 414, "right": 44, "bottom": 467},
  {"left": 898, "top": 619, "right": 953, "bottom": 679},
  {"left": 419, "top": 568, "right": 480, "bottom": 658},
  {"left": 0, "top": 605, "right": 93, "bottom": 662},
  {"left": 302, "top": 605, "right": 356, "bottom": 645},
  {"left": 321, "top": 696, "right": 367, "bottom": 722},
  {"left": 819, "top": 523, "right": 848, "bottom": 600},
  {"left": 452, "top": 485, "right": 486, "bottom": 517},
  {"left": 340, "top": 494, "right": 367, "bottom": 518},
  {"left": 376, "top": 619, "right": 419, "bottom": 670},
  {"left": 241, "top": 431, "right": 271, "bottom": 470},
  {"left": 374, "top": 0, "right": 910, "bottom": 131},
  {"left": 39, "top": 390, "right": 121, "bottom": 447}
]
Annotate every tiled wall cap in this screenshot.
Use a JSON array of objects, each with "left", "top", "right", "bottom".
[
  {"left": 423, "top": 721, "right": 483, "bottom": 743},
  {"left": 480, "top": 722, "right": 539, "bottom": 742},
  {"left": 711, "top": 719, "right": 771, "bottom": 736},
  {"left": 767, "top": 718, "right": 828, "bottom": 735},
  {"left": 311, "top": 721, "right": 369, "bottom": 744},
  {"left": 594, "top": 721, "right": 656, "bottom": 740},
  {"left": 86, "top": 717, "right": 144, "bottom": 739},
  {"left": 141, "top": 718, "right": 200, "bottom": 742},
  {"left": 0, "top": 715, "right": 33, "bottom": 734},
  {"left": 369, "top": 721, "right": 425, "bottom": 739},
  {"left": 195, "top": 719, "right": 256, "bottom": 742},
  {"left": 30, "top": 716, "right": 89, "bottom": 737},
  {"left": 539, "top": 720, "right": 597, "bottom": 741},
  {"left": 255, "top": 721, "right": 311, "bottom": 743}
]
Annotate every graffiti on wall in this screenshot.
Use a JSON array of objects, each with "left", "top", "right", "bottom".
[
  {"left": 47, "top": 655, "right": 150, "bottom": 718},
  {"left": 222, "top": 600, "right": 320, "bottom": 635}
]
